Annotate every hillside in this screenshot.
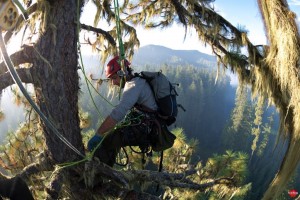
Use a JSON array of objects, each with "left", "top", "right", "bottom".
[{"left": 132, "top": 45, "right": 217, "bottom": 68}]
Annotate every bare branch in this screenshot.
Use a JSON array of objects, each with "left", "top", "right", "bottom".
[
  {"left": 19, "top": 152, "right": 54, "bottom": 181},
  {"left": 86, "top": 160, "right": 235, "bottom": 193},
  {"left": 80, "top": 23, "right": 116, "bottom": 46},
  {"left": 84, "top": 159, "right": 130, "bottom": 188},
  {"left": 92, "top": 181, "right": 161, "bottom": 200},
  {"left": 0, "top": 45, "right": 34, "bottom": 75},
  {"left": 0, "top": 68, "right": 33, "bottom": 91}
]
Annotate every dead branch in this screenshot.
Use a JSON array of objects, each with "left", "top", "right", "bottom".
[
  {"left": 92, "top": 181, "right": 161, "bottom": 200},
  {"left": 85, "top": 159, "right": 235, "bottom": 194},
  {"left": 0, "top": 45, "right": 34, "bottom": 75},
  {"left": 0, "top": 68, "right": 33, "bottom": 91},
  {"left": 84, "top": 159, "right": 130, "bottom": 188},
  {"left": 19, "top": 152, "right": 54, "bottom": 181},
  {"left": 80, "top": 23, "right": 116, "bottom": 46}
]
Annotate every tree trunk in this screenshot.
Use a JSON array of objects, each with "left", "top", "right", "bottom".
[{"left": 31, "top": 0, "right": 84, "bottom": 163}]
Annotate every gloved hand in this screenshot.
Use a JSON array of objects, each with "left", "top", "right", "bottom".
[{"left": 87, "top": 134, "right": 103, "bottom": 151}]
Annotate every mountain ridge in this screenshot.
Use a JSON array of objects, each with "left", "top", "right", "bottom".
[{"left": 132, "top": 44, "right": 217, "bottom": 68}]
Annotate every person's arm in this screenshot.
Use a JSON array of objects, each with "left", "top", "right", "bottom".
[{"left": 96, "top": 115, "right": 118, "bottom": 136}]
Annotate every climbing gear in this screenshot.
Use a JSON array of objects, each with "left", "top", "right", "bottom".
[
  {"left": 87, "top": 135, "right": 103, "bottom": 152},
  {"left": 124, "top": 109, "right": 176, "bottom": 152},
  {"left": 135, "top": 71, "right": 185, "bottom": 126},
  {"left": 112, "top": 0, "right": 128, "bottom": 99},
  {"left": 0, "top": 0, "right": 18, "bottom": 31},
  {"left": 150, "top": 120, "right": 176, "bottom": 152},
  {"left": 114, "top": 110, "right": 175, "bottom": 172},
  {"left": 113, "top": 0, "right": 125, "bottom": 61},
  {"left": 11, "top": 0, "right": 28, "bottom": 20},
  {"left": 105, "top": 56, "right": 130, "bottom": 78},
  {"left": 115, "top": 147, "right": 129, "bottom": 166}
]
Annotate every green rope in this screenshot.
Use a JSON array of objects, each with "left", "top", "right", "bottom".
[
  {"left": 76, "top": 0, "right": 115, "bottom": 109},
  {"left": 78, "top": 49, "right": 108, "bottom": 116},
  {"left": 113, "top": 0, "right": 126, "bottom": 100},
  {"left": 12, "top": 0, "right": 28, "bottom": 20},
  {"left": 113, "top": 0, "right": 125, "bottom": 60},
  {"left": 0, "top": 30, "right": 85, "bottom": 158},
  {"left": 82, "top": 71, "right": 115, "bottom": 107},
  {"left": 76, "top": 1, "right": 103, "bottom": 118}
]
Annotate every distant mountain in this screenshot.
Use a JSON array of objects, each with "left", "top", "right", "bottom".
[{"left": 132, "top": 44, "right": 217, "bottom": 68}]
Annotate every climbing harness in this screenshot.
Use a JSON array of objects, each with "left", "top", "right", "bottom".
[
  {"left": 113, "top": 110, "right": 166, "bottom": 176},
  {"left": 0, "top": 1, "right": 85, "bottom": 158}
]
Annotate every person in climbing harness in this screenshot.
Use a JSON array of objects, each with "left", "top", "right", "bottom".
[{"left": 87, "top": 56, "right": 161, "bottom": 167}]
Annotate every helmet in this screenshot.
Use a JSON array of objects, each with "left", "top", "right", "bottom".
[{"left": 105, "top": 56, "right": 131, "bottom": 78}]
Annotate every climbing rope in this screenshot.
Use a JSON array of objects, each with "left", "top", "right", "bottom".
[
  {"left": 113, "top": 0, "right": 125, "bottom": 61},
  {"left": 76, "top": 0, "right": 115, "bottom": 120},
  {"left": 12, "top": 0, "right": 28, "bottom": 20},
  {"left": 113, "top": 0, "right": 127, "bottom": 99}
]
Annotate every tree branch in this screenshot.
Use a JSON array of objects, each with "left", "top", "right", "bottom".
[
  {"left": 0, "top": 45, "right": 34, "bottom": 75},
  {"left": 0, "top": 68, "right": 33, "bottom": 91},
  {"left": 80, "top": 23, "right": 116, "bottom": 46},
  {"left": 85, "top": 160, "right": 235, "bottom": 194},
  {"left": 19, "top": 152, "right": 54, "bottom": 181},
  {"left": 45, "top": 168, "right": 64, "bottom": 200}
]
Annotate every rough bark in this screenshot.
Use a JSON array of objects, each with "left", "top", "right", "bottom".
[{"left": 31, "top": 0, "right": 84, "bottom": 163}]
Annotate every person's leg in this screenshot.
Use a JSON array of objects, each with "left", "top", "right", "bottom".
[
  {"left": 94, "top": 125, "right": 150, "bottom": 167},
  {"left": 93, "top": 129, "right": 123, "bottom": 167}
]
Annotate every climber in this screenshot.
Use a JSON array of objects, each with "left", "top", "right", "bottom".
[{"left": 87, "top": 56, "right": 162, "bottom": 167}]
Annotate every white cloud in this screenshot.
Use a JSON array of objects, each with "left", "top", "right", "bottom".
[{"left": 289, "top": 0, "right": 300, "bottom": 6}]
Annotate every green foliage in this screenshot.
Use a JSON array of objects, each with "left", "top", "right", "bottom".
[
  {"left": 231, "top": 85, "right": 248, "bottom": 132},
  {"left": 0, "top": 119, "right": 45, "bottom": 198},
  {"left": 172, "top": 150, "right": 250, "bottom": 200},
  {"left": 256, "top": 114, "right": 274, "bottom": 156},
  {"left": 251, "top": 95, "right": 264, "bottom": 154},
  {"left": 114, "top": 127, "right": 251, "bottom": 199}
]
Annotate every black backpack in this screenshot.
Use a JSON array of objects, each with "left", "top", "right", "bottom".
[{"left": 135, "top": 71, "right": 179, "bottom": 126}]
